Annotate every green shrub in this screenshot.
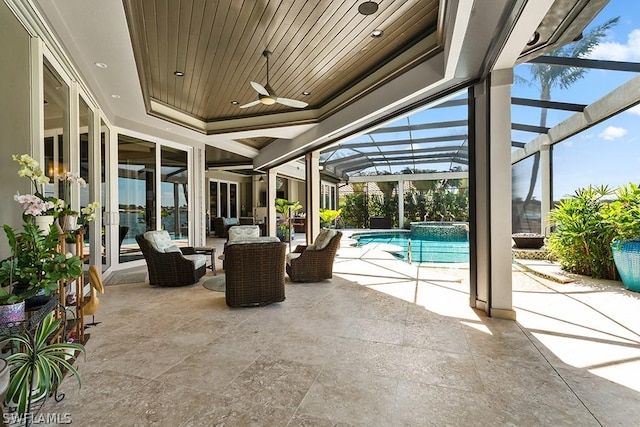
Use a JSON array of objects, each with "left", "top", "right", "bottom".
[
  {"left": 601, "top": 183, "right": 640, "bottom": 243},
  {"left": 547, "top": 185, "right": 617, "bottom": 279}
]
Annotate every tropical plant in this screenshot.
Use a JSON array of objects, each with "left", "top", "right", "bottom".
[
  {"left": 0, "top": 311, "right": 85, "bottom": 415},
  {"left": 518, "top": 17, "right": 619, "bottom": 216},
  {"left": 601, "top": 183, "right": 640, "bottom": 242},
  {"left": 274, "top": 198, "right": 302, "bottom": 248},
  {"left": 547, "top": 185, "right": 617, "bottom": 279},
  {"left": 0, "top": 222, "right": 83, "bottom": 304},
  {"left": 319, "top": 209, "right": 341, "bottom": 228}
]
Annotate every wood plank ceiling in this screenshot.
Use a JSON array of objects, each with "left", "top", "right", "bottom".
[{"left": 123, "top": 0, "right": 441, "bottom": 132}]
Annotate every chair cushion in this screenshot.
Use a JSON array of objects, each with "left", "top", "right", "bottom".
[
  {"left": 228, "top": 225, "right": 260, "bottom": 242},
  {"left": 310, "top": 229, "right": 337, "bottom": 251},
  {"left": 223, "top": 217, "right": 239, "bottom": 226},
  {"left": 164, "top": 245, "right": 182, "bottom": 253},
  {"left": 144, "top": 230, "right": 180, "bottom": 253},
  {"left": 286, "top": 252, "right": 302, "bottom": 266},
  {"left": 183, "top": 254, "right": 207, "bottom": 270},
  {"left": 227, "top": 236, "right": 281, "bottom": 246}
]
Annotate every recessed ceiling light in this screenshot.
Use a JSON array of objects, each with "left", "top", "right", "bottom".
[
  {"left": 230, "top": 101, "right": 239, "bottom": 105},
  {"left": 174, "top": 71, "right": 184, "bottom": 77},
  {"left": 165, "top": 126, "right": 173, "bottom": 131},
  {"left": 94, "top": 62, "right": 108, "bottom": 69},
  {"left": 111, "top": 94, "right": 121, "bottom": 99},
  {"left": 371, "top": 29, "right": 384, "bottom": 38},
  {"left": 358, "top": 1, "right": 378, "bottom": 16},
  {"left": 302, "top": 91, "right": 311, "bottom": 96}
]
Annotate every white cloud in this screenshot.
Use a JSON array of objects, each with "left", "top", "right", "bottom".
[
  {"left": 598, "top": 126, "right": 628, "bottom": 140},
  {"left": 628, "top": 104, "right": 640, "bottom": 116},
  {"left": 589, "top": 29, "right": 640, "bottom": 61}
]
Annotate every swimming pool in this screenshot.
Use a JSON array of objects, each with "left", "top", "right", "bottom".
[{"left": 351, "top": 231, "right": 469, "bottom": 263}]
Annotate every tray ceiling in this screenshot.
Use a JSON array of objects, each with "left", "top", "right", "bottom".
[{"left": 123, "top": 0, "right": 441, "bottom": 134}]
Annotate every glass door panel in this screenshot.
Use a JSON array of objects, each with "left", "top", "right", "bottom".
[
  {"left": 209, "top": 181, "right": 218, "bottom": 229},
  {"left": 43, "top": 62, "right": 69, "bottom": 198},
  {"left": 229, "top": 183, "right": 237, "bottom": 218},
  {"left": 100, "top": 119, "right": 110, "bottom": 271},
  {"left": 118, "top": 135, "right": 155, "bottom": 263},
  {"left": 220, "top": 182, "right": 228, "bottom": 217},
  {"left": 79, "top": 96, "right": 93, "bottom": 264},
  {"left": 160, "top": 146, "right": 188, "bottom": 243}
]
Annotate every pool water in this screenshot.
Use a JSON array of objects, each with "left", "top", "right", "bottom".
[{"left": 352, "top": 232, "right": 469, "bottom": 263}]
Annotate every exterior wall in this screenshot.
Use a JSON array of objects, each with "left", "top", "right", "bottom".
[{"left": 0, "top": 2, "right": 31, "bottom": 259}]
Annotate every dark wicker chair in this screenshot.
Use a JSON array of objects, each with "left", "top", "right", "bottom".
[
  {"left": 135, "top": 233, "right": 207, "bottom": 286},
  {"left": 224, "top": 241, "right": 286, "bottom": 307},
  {"left": 286, "top": 231, "right": 342, "bottom": 282}
]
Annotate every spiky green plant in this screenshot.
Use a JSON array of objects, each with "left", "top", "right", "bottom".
[{"left": 1, "top": 312, "right": 85, "bottom": 415}]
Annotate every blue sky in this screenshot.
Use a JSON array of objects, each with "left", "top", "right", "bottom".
[{"left": 512, "top": 0, "right": 640, "bottom": 200}]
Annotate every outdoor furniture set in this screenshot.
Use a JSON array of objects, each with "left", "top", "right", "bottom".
[{"left": 135, "top": 227, "right": 342, "bottom": 307}]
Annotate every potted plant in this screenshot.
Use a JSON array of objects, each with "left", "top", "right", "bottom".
[
  {"left": 0, "top": 311, "right": 85, "bottom": 416},
  {"left": 319, "top": 208, "right": 341, "bottom": 229},
  {"left": 602, "top": 183, "right": 640, "bottom": 292},
  {"left": 11, "top": 154, "right": 64, "bottom": 235},
  {"left": 0, "top": 222, "right": 83, "bottom": 312},
  {"left": 275, "top": 198, "right": 302, "bottom": 249}
]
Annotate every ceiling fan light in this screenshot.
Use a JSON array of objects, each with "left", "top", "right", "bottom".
[{"left": 259, "top": 96, "right": 276, "bottom": 105}]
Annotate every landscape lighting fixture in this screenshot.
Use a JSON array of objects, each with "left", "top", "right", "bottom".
[{"left": 358, "top": 1, "right": 379, "bottom": 16}]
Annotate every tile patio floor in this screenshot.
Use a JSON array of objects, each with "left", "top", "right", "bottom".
[{"left": 37, "top": 232, "right": 640, "bottom": 426}]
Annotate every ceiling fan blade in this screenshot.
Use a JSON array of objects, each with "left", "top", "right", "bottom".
[
  {"left": 239, "top": 100, "right": 261, "bottom": 109},
  {"left": 276, "top": 97, "right": 308, "bottom": 108},
  {"left": 250, "top": 81, "right": 269, "bottom": 96}
]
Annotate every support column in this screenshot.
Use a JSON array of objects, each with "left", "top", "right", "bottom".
[
  {"left": 469, "top": 69, "right": 515, "bottom": 320},
  {"left": 398, "top": 179, "right": 405, "bottom": 228},
  {"left": 305, "top": 151, "right": 321, "bottom": 244},
  {"left": 267, "top": 169, "right": 277, "bottom": 236},
  {"left": 540, "top": 144, "right": 551, "bottom": 236}
]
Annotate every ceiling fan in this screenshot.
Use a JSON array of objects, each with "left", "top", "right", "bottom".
[{"left": 239, "top": 50, "right": 309, "bottom": 109}]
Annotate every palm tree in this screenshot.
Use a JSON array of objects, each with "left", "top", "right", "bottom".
[{"left": 519, "top": 17, "right": 619, "bottom": 218}]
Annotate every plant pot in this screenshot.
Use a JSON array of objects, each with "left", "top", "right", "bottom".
[
  {"left": 612, "top": 239, "right": 640, "bottom": 292},
  {"left": 512, "top": 233, "right": 545, "bottom": 249},
  {"left": 12, "top": 283, "right": 51, "bottom": 310},
  {"left": 0, "top": 301, "right": 25, "bottom": 325},
  {"left": 63, "top": 214, "right": 79, "bottom": 231},
  {"left": 34, "top": 215, "right": 55, "bottom": 235}
]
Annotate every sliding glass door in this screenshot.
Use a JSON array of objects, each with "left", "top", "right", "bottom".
[{"left": 161, "top": 146, "right": 188, "bottom": 241}]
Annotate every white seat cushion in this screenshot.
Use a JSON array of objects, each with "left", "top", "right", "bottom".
[
  {"left": 183, "top": 254, "right": 207, "bottom": 270},
  {"left": 286, "top": 252, "right": 302, "bottom": 266},
  {"left": 144, "top": 230, "right": 180, "bottom": 253}
]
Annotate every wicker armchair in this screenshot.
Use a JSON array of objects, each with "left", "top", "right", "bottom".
[
  {"left": 224, "top": 240, "right": 286, "bottom": 307},
  {"left": 135, "top": 231, "right": 207, "bottom": 287},
  {"left": 286, "top": 231, "right": 342, "bottom": 282}
]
